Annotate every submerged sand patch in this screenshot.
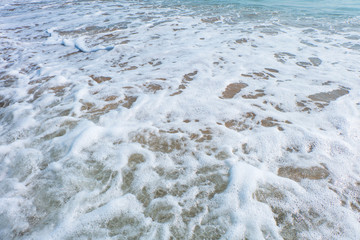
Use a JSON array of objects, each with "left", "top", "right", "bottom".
[
  {"left": 308, "top": 88, "right": 349, "bottom": 103},
  {"left": 278, "top": 166, "right": 329, "bottom": 182},
  {"left": 170, "top": 70, "right": 198, "bottom": 96},
  {"left": 90, "top": 75, "right": 112, "bottom": 84},
  {"left": 220, "top": 82, "right": 248, "bottom": 99}
]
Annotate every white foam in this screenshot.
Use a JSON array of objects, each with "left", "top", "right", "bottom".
[{"left": 1, "top": 0, "right": 360, "bottom": 239}]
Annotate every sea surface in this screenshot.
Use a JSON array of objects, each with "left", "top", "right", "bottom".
[{"left": 1, "top": 0, "right": 360, "bottom": 239}]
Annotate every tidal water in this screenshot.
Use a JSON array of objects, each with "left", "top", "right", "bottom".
[{"left": 1, "top": 0, "right": 360, "bottom": 239}]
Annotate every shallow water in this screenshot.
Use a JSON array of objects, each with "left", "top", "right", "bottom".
[{"left": 1, "top": 0, "right": 360, "bottom": 239}]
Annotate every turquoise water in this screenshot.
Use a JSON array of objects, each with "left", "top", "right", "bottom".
[
  {"left": 134, "top": 0, "right": 360, "bottom": 33},
  {"left": 148, "top": 0, "right": 360, "bottom": 26},
  {"left": 155, "top": 0, "right": 360, "bottom": 15}
]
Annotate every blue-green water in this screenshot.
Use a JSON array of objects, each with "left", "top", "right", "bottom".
[
  {"left": 154, "top": 0, "right": 360, "bottom": 15},
  {"left": 143, "top": 0, "right": 360, "bottom": 30},
  {"left": 146, "top": 0, "right": 360, "bottom": 20}
]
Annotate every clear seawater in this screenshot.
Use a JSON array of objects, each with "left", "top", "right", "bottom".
[
  {"left": 1, "top": 0, "right": 360, "bottom": 239},
  {"left": 158, "top": 0, "right": 360, "bottom": 14},
  {"left": 148, "top": 0, "right": 360, "bottom": 18}
]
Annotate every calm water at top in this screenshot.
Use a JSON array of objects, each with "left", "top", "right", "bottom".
[{"left": 146, "top": 0, "right": 360, "bottom": 20}]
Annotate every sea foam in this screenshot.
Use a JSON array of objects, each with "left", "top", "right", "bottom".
[{"left": 0, "top": 0, "right": 360, "bottom": 239}]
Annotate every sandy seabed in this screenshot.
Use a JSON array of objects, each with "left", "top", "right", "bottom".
[{"left": 1, "top": 0, "right": 360, "bottom": 239}]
